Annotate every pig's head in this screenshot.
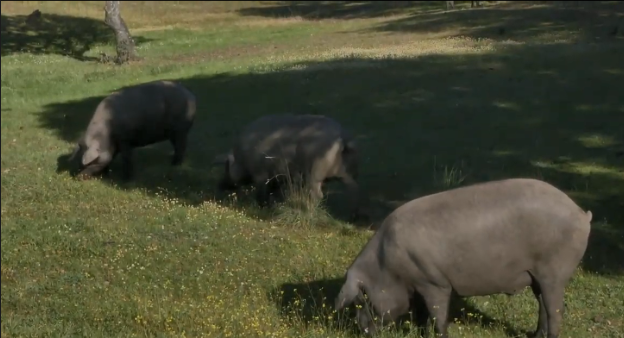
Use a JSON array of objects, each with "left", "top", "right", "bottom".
[
  {"left": 335, "top": 269, "right": 410, "bottom": 336},
  {"left": 68, "top": 136, "right": 101, "bottom": 172},
  {"left": 68, "top": 135, "right": 87, "bottom": 166},
  {"left": 213, "top": 152, "right": 251, "bottom": 191},
  {"left": 81, "top": 143, "right": 101, "bottom": 168}
]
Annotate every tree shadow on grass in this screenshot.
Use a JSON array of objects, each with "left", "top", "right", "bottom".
[
  {"left": 365, "top": 1, "right": 624, "bottom": 42},
  {"left": 236, "top": 1, "right": 443, "bottom": 21},
  {"left": 269, "top": 278, "right": 526, "bottom": 337},
  {"left": 1, "top": 12, "right": 152, "bottom": 61},
  {"left": 39, "top": 37, "right": 623, "bottom": 275}
]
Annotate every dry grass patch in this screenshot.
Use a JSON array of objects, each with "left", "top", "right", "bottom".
[
  {"left": 1, "top": 1, "right": 324, "bottom": 31},
  {"left": 242, "top": 36, "right": 499, "bottom": 74}
]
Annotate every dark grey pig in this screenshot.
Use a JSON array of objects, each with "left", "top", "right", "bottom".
[
  {"left": 335, "top": 178, "right": 592, "bottom": 338},
  {"left": 69, "top": 80, "right": 197, "bottom": 179},
  {"left": 214, "top": 114, "right": 360, "bottom": 219}
]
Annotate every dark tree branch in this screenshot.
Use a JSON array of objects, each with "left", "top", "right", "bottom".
[{"left": 103, "top": 1, "right": 139, "bottom": 64}]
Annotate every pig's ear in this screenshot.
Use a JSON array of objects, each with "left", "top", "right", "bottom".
[
  {"left": 82, "top": 146, "right": 100, "bottom": 166},
  {"left": 335, "top": 273, "right": 362, "bottom": 311}
]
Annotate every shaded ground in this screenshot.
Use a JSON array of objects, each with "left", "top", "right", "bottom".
[
  {"left": 41, "top": 37, "right": 624, "bottom": 275},
  {"left": 1, "top": 12, "right": 152, "bottom": 61},
  {"left": 237, "top": 1, "right": 624, "bottom": 43},
  {"left": 368, "top": 1, "right": 624, "bottom": 41}
]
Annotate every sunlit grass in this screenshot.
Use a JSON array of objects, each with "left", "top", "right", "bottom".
[{"left": 2, "top": 1, "right": 623, "bottom": 337}]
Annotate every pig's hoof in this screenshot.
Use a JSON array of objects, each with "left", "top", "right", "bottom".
[{"left": 528, "top": 330, "right": 546, "bottom": 338}]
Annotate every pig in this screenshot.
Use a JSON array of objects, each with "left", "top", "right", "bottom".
[
  {"left": 213, "top": 114, "right": 360, "bottom": 219},
  {"left": 334, "top": 178, "right": 592, "bottom": 338},
  {"left": 68, "top": 80, "right": 197, "bottom": 180}
]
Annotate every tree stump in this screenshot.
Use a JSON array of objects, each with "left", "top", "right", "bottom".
[
  {"left": 103, "top": 1, "right": 140, "bottom": 64},
  {"left": 25, "top": 9, "right": 42, "bottom": 26}
]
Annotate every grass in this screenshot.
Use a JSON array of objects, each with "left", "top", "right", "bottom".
[
  {"left": 271, "top": 170, "right": 339, "bottom": 230},
  {"left": 2, "top": 1, "right": 624, "bottom": 337}
]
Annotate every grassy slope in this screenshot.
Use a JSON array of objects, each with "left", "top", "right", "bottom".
[{"left": 2, "top": 1, "right": 623, "bottom": 337}]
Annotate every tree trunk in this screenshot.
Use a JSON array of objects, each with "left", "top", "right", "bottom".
[
  {"left": 104, "top": 1, "right": 139, "bottom": 64},
  {"left": 446, "top": 1, "right": 455, "bottom": 10}
]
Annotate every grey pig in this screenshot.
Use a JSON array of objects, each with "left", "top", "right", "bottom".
[
  {"left": 335, "top": 178, "right": 592, "bottom": 338},
  {"left": 69, "top": 80, "right": 197, "bottom": 179},
  {"left": 213, "top": 114, "right": 360, "bottom": 219}
]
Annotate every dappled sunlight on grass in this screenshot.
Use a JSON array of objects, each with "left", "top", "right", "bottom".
[
  {"left": 491, "top": 100, "right": 521, "bottom": 111},
  {"left": 578, "top": 134, "right": 620, "bottom": 149},
  {"left": 366, "top": 1, "right": 624, "bottom": 44},
  {"left": 532, "top": 160, "right": 624, "bottom": 180},
  {"left": 2, "top": 1, "right": 623, "bottom": 337}
]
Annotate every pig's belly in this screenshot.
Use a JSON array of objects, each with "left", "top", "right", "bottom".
[{"left": 450, "top": 270, "right": 533, "bottom": 297}]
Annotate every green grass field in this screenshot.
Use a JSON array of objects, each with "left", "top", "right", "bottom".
[{"left": 2, "top": 1, "right": 623, "bottom": 337}]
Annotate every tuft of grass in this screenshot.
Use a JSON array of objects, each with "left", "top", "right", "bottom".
[
  {"left": 2, "top": 1, "right": 623, "bottom": 338},
  {"left": 434, "top": 164, "right": 469, "bottom": 190},
  {"left": 271, "top": 173, "right": 338, "bottom": 230}
]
